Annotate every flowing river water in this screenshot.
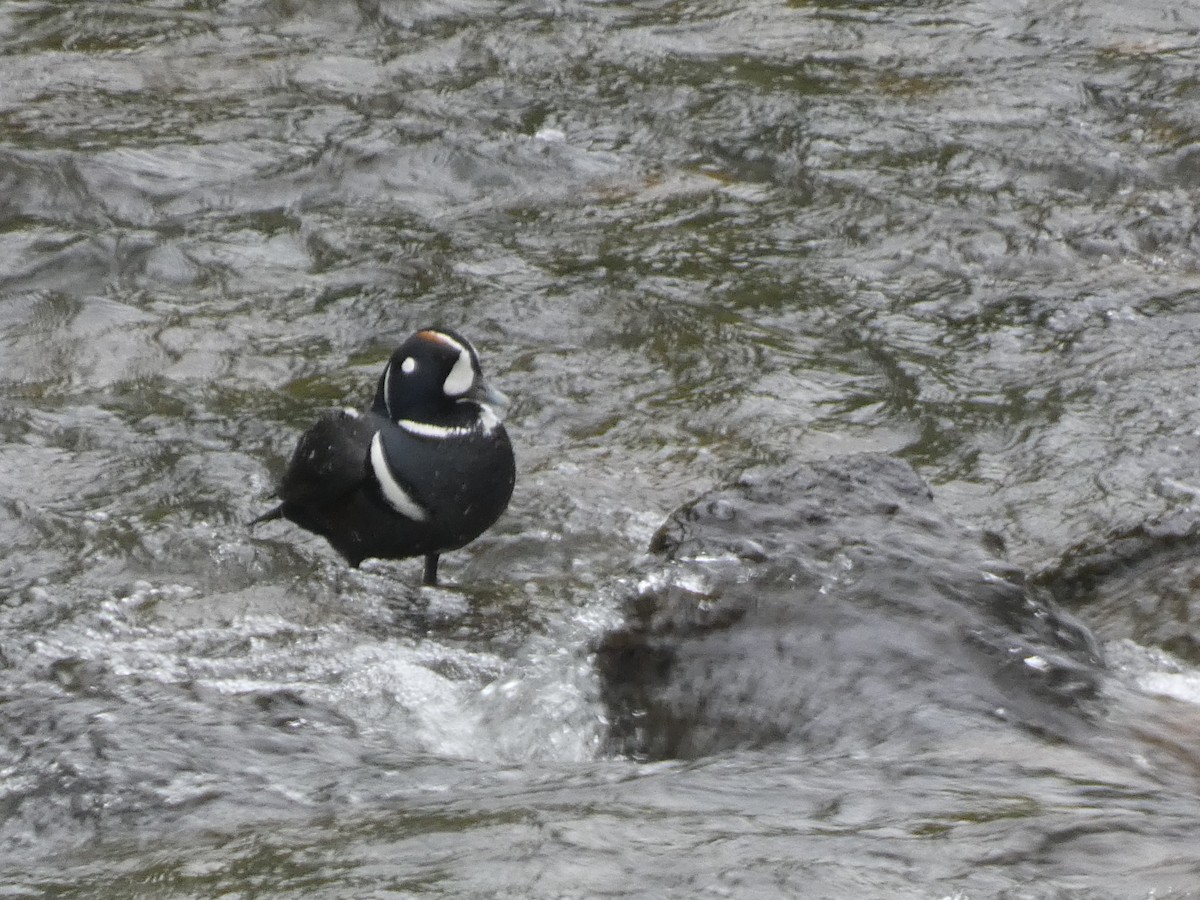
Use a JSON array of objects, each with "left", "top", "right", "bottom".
[{"left": 3, "top": 1, "right": 1200, "bottom": 896}]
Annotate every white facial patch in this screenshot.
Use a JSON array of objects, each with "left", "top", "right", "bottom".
[
  {"left": 369, "top": 432, "right": 428, "bottom": 521},
  {"left": 401, "top": 356, "right": 416, "bottom": 374},
  {"left": 442, "top": 347, "right": 475, "bottom": 397}
]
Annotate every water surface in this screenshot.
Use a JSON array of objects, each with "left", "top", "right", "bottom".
[{"left": 3, "top": 0, "right": 1200, "bottom": 896}]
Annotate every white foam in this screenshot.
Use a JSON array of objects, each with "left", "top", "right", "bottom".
[{"left": 1106, "top": 639, "right": 1200, "bottom": 707}]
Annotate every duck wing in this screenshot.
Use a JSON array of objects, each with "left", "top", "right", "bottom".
[{"left": 252, "top": 409, "right": 385, "bottom": 523}]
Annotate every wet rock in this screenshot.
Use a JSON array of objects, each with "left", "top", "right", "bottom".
[
  {"left": 1036, "top": 510, "right": 1200, "bottom": 665},
  {"left": 597, "top": 454, "right": 1103, "bottom": 760}
]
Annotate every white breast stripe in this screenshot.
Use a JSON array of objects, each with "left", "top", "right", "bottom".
[
  {"left": 369, "top": 432, "right": 428, "bottom": 521},
  {"left": 397, "top": 418, "right": 476, "bottom": 439}
]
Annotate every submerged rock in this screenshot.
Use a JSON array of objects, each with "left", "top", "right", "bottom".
[{"left": 597, "top": 454, "right": 1103, "bottom": 760}]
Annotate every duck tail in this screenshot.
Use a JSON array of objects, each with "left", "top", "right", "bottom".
[{"left": 249, "top": 503, "right": 284, "bottom": 527}]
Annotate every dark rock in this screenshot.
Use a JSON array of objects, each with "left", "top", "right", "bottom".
[
  {"left": 597, "top": 454, "right": 1103, "bottom": 760},
  {"left": 1035, "top": 510, "right": 1200, "bottom": 665}
]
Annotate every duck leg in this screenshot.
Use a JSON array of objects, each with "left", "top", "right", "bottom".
[{"left": 423, "top": 553, "right": 440, "bottom": 587}]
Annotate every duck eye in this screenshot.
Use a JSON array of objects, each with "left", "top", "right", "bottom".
[{"left": 401, "top": 357, "right": 417, "bottom": 374}]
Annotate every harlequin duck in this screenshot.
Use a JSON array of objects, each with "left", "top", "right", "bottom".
[{"left": 253, "top": 329, "right": 515, "bottom": 586}]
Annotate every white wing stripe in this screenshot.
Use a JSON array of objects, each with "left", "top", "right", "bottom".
[{"left": 380, "top": 360, "right": 394, "bottom": 419}]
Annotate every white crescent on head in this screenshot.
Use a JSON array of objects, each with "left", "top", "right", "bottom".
[
  {"left": 442, "top": 346, "right": 475, "bottom": 397},
  {"left": 412, "top": 330, "right": 477, "bottom": 398},
  {"left": 369, "top": 432, "right": 428, "bottom": 521}
]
